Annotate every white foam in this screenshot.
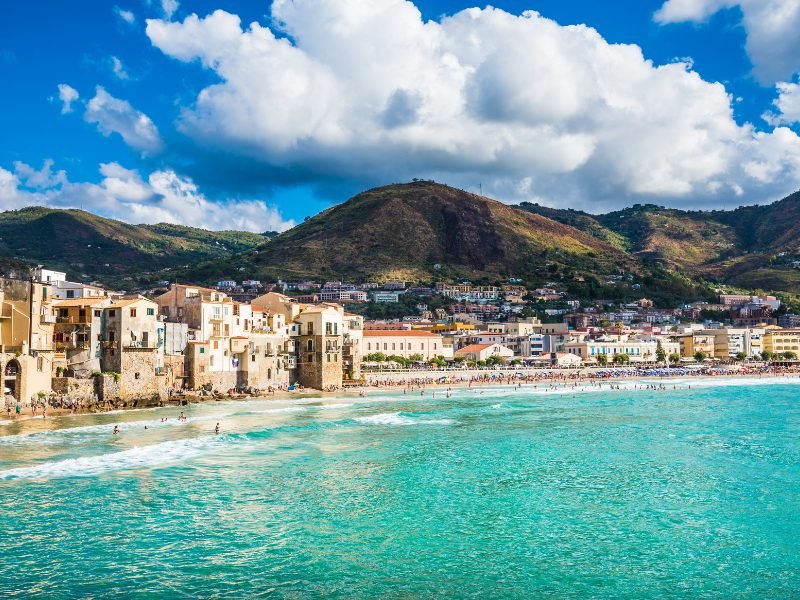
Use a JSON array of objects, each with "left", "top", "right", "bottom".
[
  {"left": 0, "top": 435, "right": 230, "bottom": 480},
  {"left": 318, "top": 403, "right": 354, "bottom": 409},
  {"left": 247, "top": 406, "right": 307, "bottom": 415},
  {"left": 356, "top": 412, "right": 454, "bottom": 426}
]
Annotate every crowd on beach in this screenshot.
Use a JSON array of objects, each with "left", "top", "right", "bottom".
[{"left": 365, "top": 364, "right": 800, "bottom": 390}]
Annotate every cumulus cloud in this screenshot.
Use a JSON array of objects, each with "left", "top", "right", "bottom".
[
  {"left": 84, "top": 86, "right": 163, "bottom": 154},
  {"left": 114, "top": 6, "right": 136, "bottom": 24},
  {"left": 655, "top": 0, "right": 800, "bottom": 84},
  {"left": 763, "top": 81, "right": 800, "bottom": 126},
  {"left": 0, "top": 161, "right": 294, "bottom": 232},
  {"left": 57, "top": 83, "right": 79, "bottom": 114},
  {"left": 110, "top": 56, "right": 130, "bottom": 80},
  {"left": 141, "top": 1, "right": 800, "bottom": 211}
]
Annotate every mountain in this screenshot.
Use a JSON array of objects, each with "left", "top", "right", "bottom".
[
  {"left": 195, "top": 181, "right": 709, "bottom": 305},
  {"left": 3, "top": 183, "right": 800, "bottom": 303},
  {"left": 0, "top": 207, "right": 267, "bottom": 288},
  {"left": 244, "top": 182, "right": 636, "bottom": 281},
  {"left": 520, "top": 191, "right": 800, "bottom": 294}
]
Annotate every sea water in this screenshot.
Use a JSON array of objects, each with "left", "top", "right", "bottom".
[{"left": 1, "top": 379, "right": 799, "bottom": 597}]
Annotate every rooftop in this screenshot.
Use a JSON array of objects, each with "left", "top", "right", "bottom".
[{"left": 363, "top": 330, "right": 438, "bottom": 337}]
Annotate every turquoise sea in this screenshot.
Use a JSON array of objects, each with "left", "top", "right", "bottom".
[{"left": 1, "top": 378, "right": 799, "bottom": 598}]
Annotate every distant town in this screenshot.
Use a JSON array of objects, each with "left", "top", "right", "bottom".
[{"left": 2, "top": 267, "right": 799, "bottom": 407}]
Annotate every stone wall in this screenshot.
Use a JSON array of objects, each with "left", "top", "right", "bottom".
[
  {"left": 118, "top": 348, "right": 168, "bottom": 404},
  {"left": 52, "top": 376, "right": 95, "bottom": 399}
]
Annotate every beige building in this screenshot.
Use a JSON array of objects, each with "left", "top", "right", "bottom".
[
  {"left": 1, "top": 277, "right": 55, "bottom": 403},
  {"left": 455, "top": 343, "right": 514, "bottom": 362},
  {"left": 254, "top": 292, "right": 353, "bottom": 390},
  {"left": 51, "top": 297, "right": 111, "bottom": 376},
  {"left": 362, "top": 330, "right": 445, "bottom": 360}
]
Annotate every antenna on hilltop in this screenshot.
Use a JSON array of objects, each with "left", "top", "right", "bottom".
[{"left": 479, "top": 183, "right": 482, "bottom": 196}]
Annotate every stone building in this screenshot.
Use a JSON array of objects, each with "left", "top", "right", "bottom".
[{"left": 101, "top": 297, "right": 166, "bottom": 402}]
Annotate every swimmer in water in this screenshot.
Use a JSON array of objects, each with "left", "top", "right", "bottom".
[
  {"left": 214, "top": 423, "right": 220, "bottom": 434},
  {"left": 113, "top": 425, "right": 120, "bottom": 435}
]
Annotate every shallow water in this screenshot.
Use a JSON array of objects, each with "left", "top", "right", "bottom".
[{"left": 1, "top": 379, "right": 799, "bottom": 597}]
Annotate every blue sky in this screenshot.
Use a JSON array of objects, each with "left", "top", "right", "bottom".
[{"left": 1, "top": 0, "right": 799, "bottom": 231}]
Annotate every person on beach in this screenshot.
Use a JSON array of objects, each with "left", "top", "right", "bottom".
[{"left": 214, "top": 423, "right": 220, "bottom": 434}]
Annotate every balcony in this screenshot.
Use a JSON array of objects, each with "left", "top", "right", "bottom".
[
  {"left": 125, "top": 340, "right": 157, "bottom": 349},
  {"left": 56, "top": 316, "right": 92, "bottom": 325},
  {"left": 101, "top": 340, "right": 118, "bottom": 349},
  {"left": 41, "top": 314, "right": 57, "bottom": 324}
]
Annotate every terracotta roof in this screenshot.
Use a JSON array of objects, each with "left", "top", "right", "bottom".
[
  {"left": 51, "top": 297, "right": 110, "bottom": 307},
  {"left": 455, "top": 344, "right": 494, "bottom": 353},
  {"left": 363, "top": 330, "right": 438, "bottom": 337},
  {"left": 107, "top": 297, "right": 156, "bottom": 308}
]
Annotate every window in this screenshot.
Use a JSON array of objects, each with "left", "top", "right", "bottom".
[
  {"left": 42, "top": 287, "right": 47, "bottom": 300},
  {"left": 58, "top": 308, "right": 68, "bottom": 318},
  {"left": 147, "top": 308, "right": 154, "bottom": 316},
  {"left": 251, "top": 355, "right": 256, "bottom": 362},
  {"left": 210, "top": 356, "right": 215, "bottom": 367},
  {"left": 66, "top": 290, "right": 75, "bottom": 299},
  {"left": 307, "top": 339, "right": 313, "bottom": 352},
  {"left": 94, "top": 310, "right": 101, "bottom": 317},
  {"left": 134, "top": 372, "right": 141, "bottom": 380},
  {"left": 367, "top": 343, "right": 371, "bottom": 351},
  {"left": 37, "top": 356, "right": 43, "bottom": 372},
  {"left": 109, "top": 310, "right": 116, "bottom": 317},
  {"left": 307, "top": 323, "right": 314, "bottom": 335},
  {"left": 213, "top": 341, "right": 219, "bottom": 349},
  {"left": 392, "top": 343, "right": 396, "bottom": 350},
  {"left": 199, "top": 347, "right": 205, "bottom": 354},
  {"left": 130, "top": 308, "right": 137, "bottom": 318}
]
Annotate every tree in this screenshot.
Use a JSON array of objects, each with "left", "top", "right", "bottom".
[
  {"left": 596, "top": 354, "right": 608, "bottom": 366},
  {"left": 656, "top": 340, "right": 666, "bottom": 363},
  {"left": 694, "top": 351, "right": 707, "bottom": 362},
  {"left": 668, "top": 353, "right": 681, "bottom": 365},
  {"left": 735, "top": 352, "right": 748, "bottom": 362},
  {"left": 761, "top": 350, "right": 774, "bottom": 362},
  {"left": 408, "top": 353, "right": 424, "bottom": 363},
  {"left": 782, "top": 351, "right": 798, "bottom": 360},
  {"left": 612, "top": 353, "right": 630, "bottom": 365}
]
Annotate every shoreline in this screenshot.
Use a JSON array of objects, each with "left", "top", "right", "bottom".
[{"left": 3, "top": 367, "right": 799, "bottom": 428}]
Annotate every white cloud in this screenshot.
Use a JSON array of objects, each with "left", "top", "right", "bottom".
[
  {"left": 161, "top": 0, "right": 179, "bottom": 19},
  {"left": 114, "top": 6, "right": 136, "bottom": 24},
  {"left": 0, "top": 161, "right": 294, "bottom": 233},
  {"left": 142, "top": 1, "right": 800, "bottom": 211},
  {"left": 13, "top": 160, "right": 68, "bottom": 189},
  {"left": 84, "top": 86, "right": 163, "bottom": 154},
  {"left": 655, "top": 0, "right": 800, "bottom": 84},
  {"left": 763, "top": 81, "right": 800, "bottom": 126},
  {"left": 57, "top": 83, "right": 79, "bottom": 114},
  {"left": 111, "top": 56, "right": 130, "bottom": 80}
]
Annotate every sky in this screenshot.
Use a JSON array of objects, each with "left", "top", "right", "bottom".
[{"left": 1, "top": 0, "right": 800, "bottom": 232}]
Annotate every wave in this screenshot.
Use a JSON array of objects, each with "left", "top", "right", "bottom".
[
  {"left": 318, "top": 403, "right": 354, "bottom": 409},
  {"left": 0, "top": 435, "right": 233, "bottom": 481},
  {"left": 356, "top": 412, "right": 454, "bottom": 426}
]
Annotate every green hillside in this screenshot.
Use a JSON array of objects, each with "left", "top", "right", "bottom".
[{"left": 0, "top": 207, "right": 267, "bottom": 288}]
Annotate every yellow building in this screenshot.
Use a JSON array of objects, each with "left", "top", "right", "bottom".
[
  {"left": 678, "top": 333, "right": 715, "bottom": 359},
  {"left": 1, "top": 277, "right": 55, "bottom": 402},
  {"left": 763, "top": 329, "right": 800, "bottom": 356}
]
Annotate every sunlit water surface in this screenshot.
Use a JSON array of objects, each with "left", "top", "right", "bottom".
[{"left": 1, "top": 378, "right": 799, "bottom": 597}]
